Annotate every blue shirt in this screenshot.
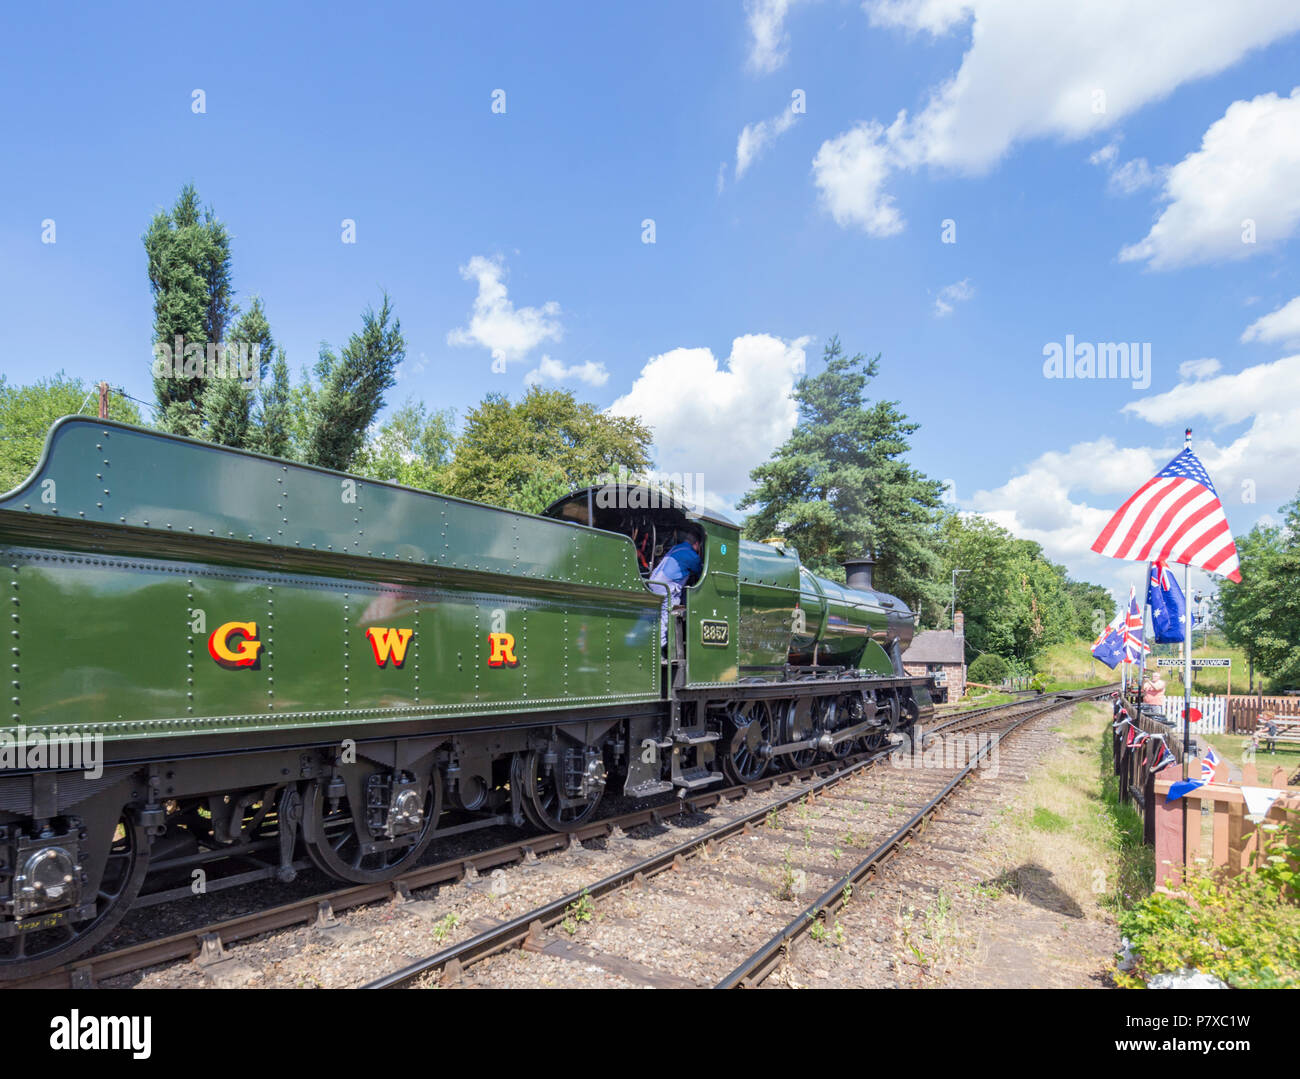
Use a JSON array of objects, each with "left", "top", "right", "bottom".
[{"left": 655, "top": 542, "right": 702, "bottom": 586}]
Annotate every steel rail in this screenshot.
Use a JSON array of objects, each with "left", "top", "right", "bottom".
[
  {"left": 363, "top": 687, "right": 1109, "bottom": 989},
  {"left": 714, "top": 687, "right": 1113, "bottom": 988}
]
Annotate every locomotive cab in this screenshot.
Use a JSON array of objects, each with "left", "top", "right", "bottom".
[
  {"left": 543, "top": 484, "right": 743, "bottom": 684},
  {"left": 542, "top": 483, "right": 719, "bottom": 581}
]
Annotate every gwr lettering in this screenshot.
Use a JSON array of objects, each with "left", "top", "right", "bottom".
[
  {"left": 207, "top": 621, "right": 261, "bottom": 668},
  {"left": 366, "top": 626, "right": 413, "bottom": 667},
  {"left": 487, "top": 632, "right": 518, "bottom": 667}
]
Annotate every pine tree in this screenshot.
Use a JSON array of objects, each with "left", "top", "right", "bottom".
[
  {"left": 304, "top": 294, "right": 405, "bottom": 472},
  {"left": 739, "top": 337, "right": 946, "bottom": 612},
  {"left": 255, "top": 348, "right": 292, "bottom": 459},
  {"left": 144, "top": 184, "right": 235, "bottom": 437},
  {"left": 203, "top": 296, "right": 274, "bottom": 449}
]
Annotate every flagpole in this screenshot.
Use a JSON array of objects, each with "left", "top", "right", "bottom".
[
  {"left": 1138, "top": 571, "right": 1149, "bottom": 705},
  {"left": 1180, "top": 429, "right": 1194, "bottom": 869}
]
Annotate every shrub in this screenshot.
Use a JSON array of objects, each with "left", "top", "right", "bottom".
[
  {"left": 968, "top": 654, "right": 1009, "bottom": 686},
  {"left": 1117, "top": 818, "right": 1300, "bottom": 988}
]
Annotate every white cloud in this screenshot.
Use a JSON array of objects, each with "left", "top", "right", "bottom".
[
  {"left": 608, "top": 334, "right": 810, "bottom": 500},
  {"left": 1123, "top": 352, "right": 1300, "bottom": 428},
  {"left": 1109, "top": 157, "right": 1159, "bottom": 195},
  {"left": 523, "top": 355, "right": 610, "bottom": 387},
  {"left": 814, "top": 2, "right": 1300, "bottom": 234},
  {"left": 1242, "top": 294, "right": 1300, "bottom": 345},
  {"left": 736, "top": 107, "right": 798, "bottom": 180},
  {"left": 746, "top": 0, "right": 800, "bottom": 74},
  {"left": 1089, "top": 142, "right": 1119, "bottom": 168},
  {"left": 812, "top": 121, "right": 903, "bottom": 236},
  {"left": 1178, "top": 357, "right": 1222, "bottom": 379},
  {"left": 866, "top": 0, "right": 971, "bottom": 36},
  {"left": 446, "top": 255, "right": 562, "bottom": 369},
  {"left": 934, "top": 278, "right": 973, "bottom": 317},
  {"left": 1120, "top": 87, "right": 1300, "bottom": 268},
  {"left": 1089, "top": 139, "right": 1160, "bottom": 194}
]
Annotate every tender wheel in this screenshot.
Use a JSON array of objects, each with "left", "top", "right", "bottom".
[
  {"left": 721, "top": 699, "right": 773, "bottom": 784},
  {"left": 302, "top": 771, "right": 441, "bottom": 884},
  {"left": 517, "top": 747, "right": 605, "bottom": 832},
  {"left": 0, "top": 812, "right": 150, "bottom": 981}
]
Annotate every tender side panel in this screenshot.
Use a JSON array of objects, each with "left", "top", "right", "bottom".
[{"left": 8, "top": 546, "right": 660, "bottom": 739}]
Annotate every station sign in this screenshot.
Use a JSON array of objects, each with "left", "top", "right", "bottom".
[{"left": 1154, "top": 657, "right": 1231, "bottom": 669}]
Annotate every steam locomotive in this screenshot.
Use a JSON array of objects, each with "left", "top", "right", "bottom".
[{"left": 0, "top": 417, "right": 931, "bottom": 976}]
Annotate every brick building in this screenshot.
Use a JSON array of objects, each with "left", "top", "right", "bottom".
[{"left": 902, "top": 610, "right": 967, "bottom": 703}]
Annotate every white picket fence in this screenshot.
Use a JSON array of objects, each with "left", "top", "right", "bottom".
[{"left": 1160, "top": 695, "right": 1227, "bottom": 734}]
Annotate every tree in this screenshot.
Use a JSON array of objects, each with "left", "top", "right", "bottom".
[
  {"left": 968, "top": 653, "right": 1009, "bottom": 686},
  {"left": 203, "top": 296, "right": 274, "bottom": 449},
  {"left": 254, "top": 347, "right": 293, "bottom": 459},
  {"left": 442, "top": 387, "right": 653, "bottom": 513},
  {"left": 739, "top": 337, "right": 946, "bottom": 612},
  {"left": 0, "top": 373, "right": 142, "bottom": 492},
  {"left": 144, "top": 184, "right": 234, "bottom": 437},
  {"left": 303, "top": 294, "right": 405, "bottom": 472},
  {"left": 1063, "top": 577, "right": 1116, "bottom": 640},
  {"left": 353, "top": 399, "right": 455, "bottom": 491},
  {"left": 934, "top": 511, "right": 1104, "bottom": 660},
  {"left": 1219, "top": 494, "right": 1300, "bottom": 689}
]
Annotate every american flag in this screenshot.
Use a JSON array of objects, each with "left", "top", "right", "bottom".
[{"left": 1091, "top": 443, "right": 1241, "bottom": 582}]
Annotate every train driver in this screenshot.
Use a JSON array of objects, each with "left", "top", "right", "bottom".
[{"left": 647, "top": 528, "right": 704, "bottom": 647}]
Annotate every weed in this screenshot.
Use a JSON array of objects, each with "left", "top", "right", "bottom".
[{"left": 561, "top": 889, "right": 595, "bottom": 935}]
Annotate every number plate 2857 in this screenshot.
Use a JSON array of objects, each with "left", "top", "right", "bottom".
[{"left": 700, "top": 620, "right": 729, "bottom": 647}]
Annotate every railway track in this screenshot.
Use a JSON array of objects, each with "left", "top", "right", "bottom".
[
  {"left": 5, "top": 686, "right": 1109, "bottom": 990},
  {"left": 363, "top": 686, "right": 1111, "bottom": 990}
]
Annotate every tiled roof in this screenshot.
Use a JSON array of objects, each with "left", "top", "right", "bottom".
[{"left": 902, "top": 630, "right": 966, "bottom": 665}]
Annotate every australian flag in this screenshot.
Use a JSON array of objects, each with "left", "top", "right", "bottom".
[
  {"left": 1091, "top": 611, "right": 1126, "bottom": 669},
  {"left": 1148, "top": 560, "right": 1188, "bottom": 644}
]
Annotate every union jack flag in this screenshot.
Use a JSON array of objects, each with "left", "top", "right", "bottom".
[
  {"left": 1150, "top": 741, "right": 1176, "bottom": 772},
  {"left": 1122, "top": 585, "right": 1149, "bottom": 663},
  {"left": 1202, "top": 746, "right": 1223, "bottom": 783},
  {"left": 1091, "top": 442, "right": 1241, "bottom": 582}
]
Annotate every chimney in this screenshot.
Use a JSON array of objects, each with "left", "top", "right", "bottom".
[
  {"left": 953, "top": 610, "right": 964, "bottom": 638},
  {"left": 842, "top": 557, "right": 875, "bottom": 591}
]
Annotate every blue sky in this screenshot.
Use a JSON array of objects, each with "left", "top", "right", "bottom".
[{"left": 2, "top": 1, "right": 1299, "bottom": 607}]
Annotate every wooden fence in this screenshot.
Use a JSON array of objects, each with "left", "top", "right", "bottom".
[
  {"left": 1112, "top": 691, "right": 1300, "bottom": 886},
  {"left": 1225, "top": 694, "right": 1300, "bottom": 734},
  {"left": 1148, "top": 692, "right": 1300, "bottom": 734},
  {"left": 1153, "top": 773, "right": 1300, "bottom": 888}
]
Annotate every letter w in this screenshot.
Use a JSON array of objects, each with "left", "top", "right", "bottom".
[{"left": 367, "top": 627, "right": 414, "bottom": 667}]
